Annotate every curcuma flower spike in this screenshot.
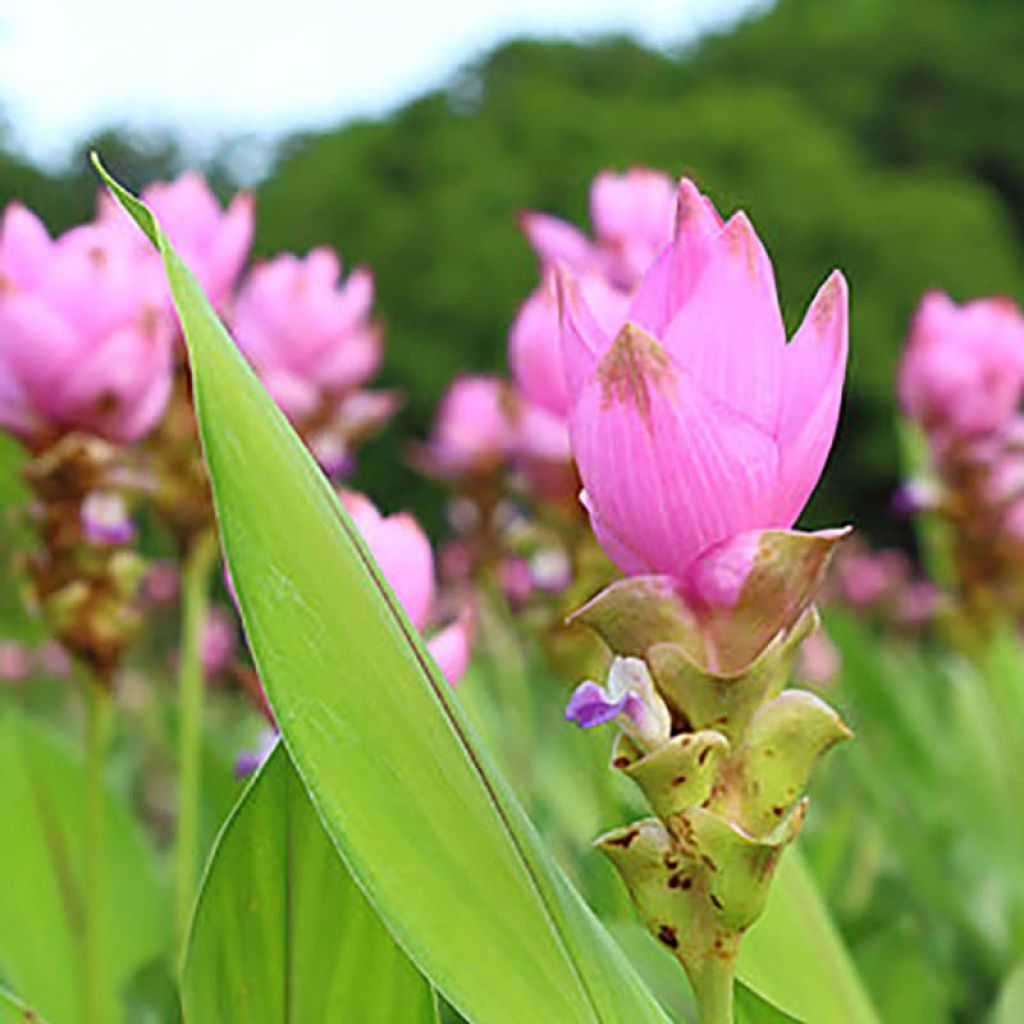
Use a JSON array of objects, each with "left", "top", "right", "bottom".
[
  {"left": 559, "top": 177, "right": 852, "bottom": 1023},
  {"left": 558, "top": 177, "right": 848, "bottom": 588}
]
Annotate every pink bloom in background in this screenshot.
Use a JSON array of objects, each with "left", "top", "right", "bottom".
[
  {"left": 0, "top": 641, "right": 30, "bottom": 683},
  {"left": 507, "top": 169, "right": 674, "bottom": 490},
  {"left": 589, "top": 168, "right": 678, "bottom": 288},
  {"left": 201, "top": 607, "right": 237, "bottom": 678},
  {"left": 510, "top": 269, "right": 628, "bottom": 420},
  {"left": 560, "top": 177, "right": 848, "bottom": 589},
  {"left": 417, "top": 374, "right": 513, "bottom": 478},
  {"left": 231, "top": 248, "right": 381, "bottom": 424},
  {"left": 143, "top": 173, "right": 253, "bottom": 309},
  {"left": 0, "top": 204, "right": 173, "bottom": 446},
  {"left": 898, "top": 292, "right": 1024, "bottom": 441},
  {"left": 341, "top": 490, "right": 472, "bottom": 683},
  {"left": 520, "top": 166, "right": 675, "bottom": 290},
  {"left": 100, "top": 172, "right": 254, "bottom": 311}
]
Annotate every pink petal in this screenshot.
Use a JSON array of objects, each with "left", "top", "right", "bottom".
[
  {"left": 774, "top": 271, "right": 848, "bottom": 525},
  {"left": 0, "top": 296, "right": 83, "bottom": 409},
  {"left": 342, "top": 491, "right": 437, "bottom": 632},
  {"left": 628, "top": 177, "right": 722, "bottom": 338},
  {"left": 205, "top": 192, "right": 255, "bottom": 302},
  {"left": 555, "top": 268, "right": 611, "bottom": 408},
  {"left": 0, "top": 203, "right": 52, "bottom": 290},
  {"left": 660, "top": 211, "right": 785, "bottom": 431},
  {"left": 519, "top": 211, "right": 594, "bottom": 272},
  {"left": 571, "top": 325, "right": 781, "bottom": 578},
  {"left": 426, "top": 611, "right": 474, "bottom": 685}
]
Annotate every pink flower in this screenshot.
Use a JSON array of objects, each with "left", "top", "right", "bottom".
[
  {"left": 521, "top": 167, "right": 675, "bottom": 290},
  {"left": 231, "top": 248, "right": 381, "bottom": 424},
  {"left": 0, "top": 205, "right": 173, "bottom": 445},
  {"left": 144, "top": 173, "right": 253, "bottom": 308},
  {"left": 341, "top": 490, "right": 472, "bottom": 683},
  {"left": 100, "top": 172, "right": 253, "bottom": 310},
  {"left": 560, "top": 178, "right": 848, "bottom": 586},
  {"left": 418, "top": 374, "right": 513, "bottom": 478},
  {"left": 589, "top": 168, "right": 677, "bottom": 288},
  {"left": 898, "top": 292, "right": 1024, "bottom": 440}
]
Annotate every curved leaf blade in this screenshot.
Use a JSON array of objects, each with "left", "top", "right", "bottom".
[
  {"left": 98, "top": 164, "right": 669, "bottom": 1024},
  {"left": 184, "top": 743, "right": 437, "bottom": 1022}
]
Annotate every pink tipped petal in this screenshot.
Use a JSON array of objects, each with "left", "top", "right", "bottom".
[
  {"left": 774, "top": 271, "right": 849, "bottom": 524},
  {"left": 660, "top": 211, "right": 785, "bottom": 431},
  {"left": 556, "top": 268, "right": 610, "bottom": 407},
  {"left": 519, "top": 211, "right": 594, "bottom": 272},
  {"left": 628, "top": 178, "right": 722, "bottom": 337},
  {"left": 426, "top": 612, "right": 474, "bottom": 685},
  {"left": 571, "top": 325, "right": 781, "bottom": 578}
]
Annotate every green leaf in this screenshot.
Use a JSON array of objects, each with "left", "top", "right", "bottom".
[
  {"left": 991, "top": 962, "right": 1024, "bottom": 1024},
  {"left": 184, "top": 743, "right": 437, "bottom": 1021},
  {"left": 0, "top": 713, "right": 167, "bottom": 1024},
  {"left": 96, "top": 162, "right": 670, "bottom": 1023},
  {"left": 738, "top": 847, "right": 880, "bottom": 1024},
  {"left": 735, "top": 981, "right": 803, "bottom": 1023},
  {"left": 0, "top": 987, "right": 50, "bottom": 1024}
]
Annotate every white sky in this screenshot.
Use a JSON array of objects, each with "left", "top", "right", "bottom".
[{"left": 0, "top": 0, "right": 762, "bottom": 172}]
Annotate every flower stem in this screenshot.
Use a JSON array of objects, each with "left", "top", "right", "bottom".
[
  {"left": 174, "top": 528, "right": 218, "bottom": 951},
  {"left": 83, "top": 675, "right": 114, "bottom": 1024},
  {"left": 691, "top": 956, "right": 736, "bottom": 1024}
]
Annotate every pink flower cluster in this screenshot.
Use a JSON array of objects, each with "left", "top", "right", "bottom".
[
  {"left": 420, "top": 168, "right": 677, "bottom": 498},
  {"left": 0, "top": 204, "right": 173, "bottom": 447},
  {"left": 0, "top": 173, "right": 393, "bottom": 471},
  {"left": 898, "top": 292, "right": 1024, "bottom": 577}
]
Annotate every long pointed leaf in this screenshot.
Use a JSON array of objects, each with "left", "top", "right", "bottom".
[
  {"left": 98, "top": 162, "right": 669, "bottom": 1024},
  {"left": 184, "top": 743, "right": 437, "bottom": 1021}
]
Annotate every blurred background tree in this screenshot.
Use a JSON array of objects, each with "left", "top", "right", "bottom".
[{"left": 2, "top": 0, "right": 1021, "bottom": 542}]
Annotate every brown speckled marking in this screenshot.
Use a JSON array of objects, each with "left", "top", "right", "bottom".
[
  {"left": 596, "top": 324, "right": 673, "bottom": 424},
  {"left": 607, "top": 828, "right": 640, "bottom": 849},
  {"left": 612, "top": 755, "right": 631, "bottom": 769},
  {"left": 657, "top": 924, "right": 680, "bottom": 950},
  {"left": 709, "top": 892, "right": 725, "bottom": 911},
  {"left": 671, "top": 774, "right": 688, "bottom": 787}
]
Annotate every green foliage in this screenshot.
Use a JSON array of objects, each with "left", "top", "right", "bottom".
[
  {"left": 0, "top": 988, "right": 49, "bottom": 1024},
  {"left": 0, "top": 712, "right": 167, "bottom": 1024},
  {"left": 104, "top": 167, "right": 672, "bottom": 1022},
  {"left": 184, "top": 743, "right": 437, "bottom": 1022}
]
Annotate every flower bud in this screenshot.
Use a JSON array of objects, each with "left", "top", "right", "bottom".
[{"left": 559, "top": 179, "right": 848, "bottom": 587}]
